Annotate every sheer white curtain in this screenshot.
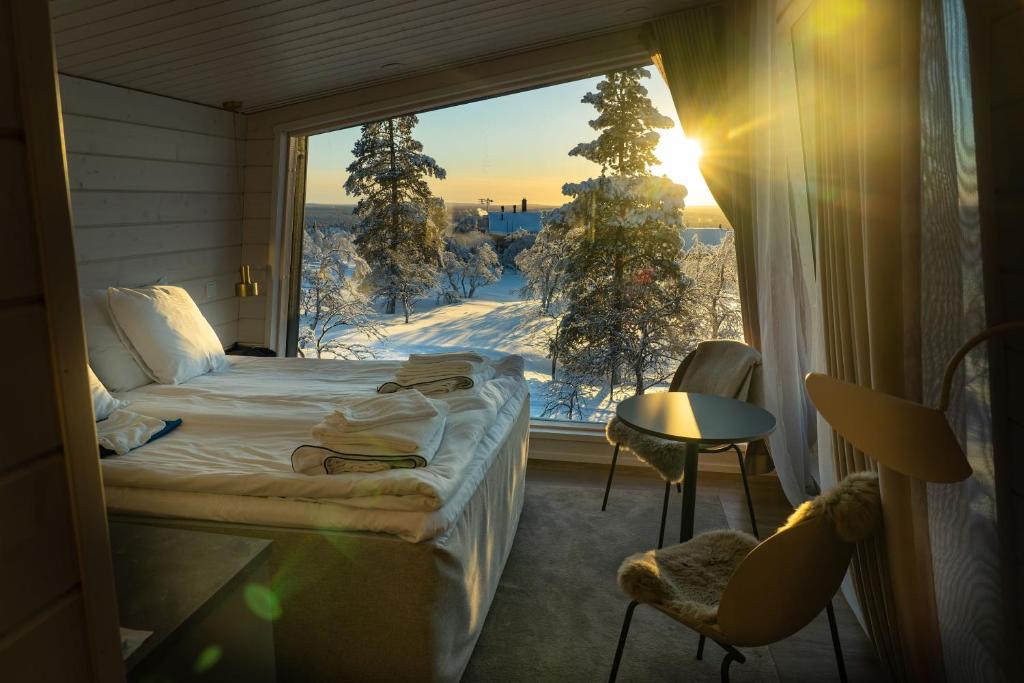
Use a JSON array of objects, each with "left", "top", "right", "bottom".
[{"left": 748, "top": 0, "right": 821, "bottom": 504}]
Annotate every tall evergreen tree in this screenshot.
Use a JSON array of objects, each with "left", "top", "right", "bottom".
[
  {"left": 344, "top": 115, "right": 446, "bottom": 319},
  {"left": 529, "top": 66, "right": 692, "bottom": 410}
]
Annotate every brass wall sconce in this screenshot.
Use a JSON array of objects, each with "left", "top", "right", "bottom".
[{"left": 235, "top": 265, "right": 259, "bottom": 297}]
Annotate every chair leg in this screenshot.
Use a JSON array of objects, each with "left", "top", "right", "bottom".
[
  {"left": 658, "top": 481, "right": 670, "bottom": 549},
  {"left": 601, "top": 444, "right": 620, "bottom": 511},
  {"left": 696, "top": 634, "right": 706, "bottom": 660},
  {"left": 734, "top": 445, "right": 759, "bottom": 538},
  {"left": 608, "top": 601, "right": 639, "bottom": 683},
  {"left": 718, "top": 643, "right": 747, "bottom": 683},
  {"left": 826, "top": 600, "right": 848, "bottom": 683}
]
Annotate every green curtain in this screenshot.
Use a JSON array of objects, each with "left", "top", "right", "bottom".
[{"left": 647, "top": 2, "right": 760, "bottom": 352}]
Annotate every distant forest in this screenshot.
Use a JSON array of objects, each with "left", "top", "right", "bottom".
[{"left": 303, "top": 202, "right": 731, "bottom": 231}]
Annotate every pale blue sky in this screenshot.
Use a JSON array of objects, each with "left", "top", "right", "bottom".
[{"left": 306, "top": 68, "right": 715, "bottom": 207}]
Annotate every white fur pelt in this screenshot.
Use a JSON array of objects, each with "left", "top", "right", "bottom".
[
  {"left": 779, "top": 471, "right": 882, "bottom": 543},
  {"left": 606, "top": 417, "right": 688, "bottom": 483},
  {"left": 617, "top": 530, "right": 758, "bottom": 625}
]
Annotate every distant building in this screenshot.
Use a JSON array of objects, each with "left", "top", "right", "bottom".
[
  {"left": 681, "top": 227, "right": 728, "bottom": 249},
  {"left": 488, "top": 198, "right": 543, "bottom": 235}
]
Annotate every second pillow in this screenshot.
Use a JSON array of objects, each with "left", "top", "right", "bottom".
[{"left": 107, "top": 285, "right": 228, "bottom": 385}]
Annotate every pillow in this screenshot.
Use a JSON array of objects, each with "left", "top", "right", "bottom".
[
  {"left": 106, "top": 285, "right": 228, "bottom": 384},
  {"left": 88, "top": 365, "right": 127, "bottom": 421},
  {"left": 80, "top": 289, "right": 153, "bottom": 392}
]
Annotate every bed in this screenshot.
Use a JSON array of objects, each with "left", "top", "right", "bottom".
[{"left": 103, "top": 356, "right": 531, "bottom": 682}]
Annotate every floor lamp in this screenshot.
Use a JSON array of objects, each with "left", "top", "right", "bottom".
[{"left": 805, "top": 321, "right": 1024, "bottom": 483}]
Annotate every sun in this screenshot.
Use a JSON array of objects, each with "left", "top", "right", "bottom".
[{"left": 651, "top": 131, "right": 716, "bottom": 206}]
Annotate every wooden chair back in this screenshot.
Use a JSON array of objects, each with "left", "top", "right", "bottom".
[{"left": 716, "top": 515, "right": 854, "bottom": 647}]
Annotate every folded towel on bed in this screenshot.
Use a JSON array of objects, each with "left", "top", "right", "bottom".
[
  {"left": 407, "top": 351, "right": 486, "bottom": 365},
  {"left": 97, "top": 410, "right": 182, "bottom": 456},
  {"left": 311, "top": 398, "right": 448, "bottom": 456},
  {"left": 295, "top": 406, "right": 447, "bottom": 473},
  {"left": 377, "top": 370, "right": 495, "bottom": 396},
  {"left": 327, "top": 390, "right": 441, "bottom": 430},
  {"left": 394, "top": 360, "right": 488, "bottom": 382}
]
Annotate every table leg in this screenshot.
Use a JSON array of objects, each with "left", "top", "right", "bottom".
[{"left": 680, "top": 442, "right": 700, "bottom": 543}]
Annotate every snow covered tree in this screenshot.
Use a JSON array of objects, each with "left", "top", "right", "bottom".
[
  {"left": 442, "top": 232, "right": 502, "bottom": 300},
  {"left": 568, "top": 67, "right": 674, "bottom": 175},
  {"left": 515, "top": 219, "right": 567, "bottom": 316},
  {"left": 682, "top": 230, "right": 743, "bottom": 341},
  {"left": 533, "top": 67, "right": 691, "bottom": 404},
  {"left": 298, "top": 223, "right": 385, "bottom": 359},
  {"left": 343, "top": 115, "right": 446, "bottom": 319}
]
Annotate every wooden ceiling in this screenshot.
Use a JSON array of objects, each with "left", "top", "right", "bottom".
[{"left": 51, "top": 0, "right": 692, "bottom": 113}]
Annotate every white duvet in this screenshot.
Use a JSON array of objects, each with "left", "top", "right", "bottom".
[{"left": 101, "top": 356, "right": 529, "bottom": 540}]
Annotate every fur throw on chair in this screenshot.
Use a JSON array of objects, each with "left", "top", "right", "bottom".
[
  {"left": 617, "top": 530, "right": 759, "bottom": 625},
  {"left": 779, "top": 471, "right": 882, "bottom": 543},
  {"left": 606, "top": 417, "right": 688, "bottom": 483}
]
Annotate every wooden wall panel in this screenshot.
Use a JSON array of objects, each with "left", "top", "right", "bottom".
[
  {"left": 0, "top": 306, "right": 63, "bottom": 472},
  {"left": 1, "top": 1, "right": 122, "bottom": 676},
  {"left": 0, "top": 456, "right": 80, "bottom": 635},
  {"left": 0, "top": 594, "right": 92, "bottom": 682},
  {"left": 61, "top": 75, "right": 244, "bottom": 347}
]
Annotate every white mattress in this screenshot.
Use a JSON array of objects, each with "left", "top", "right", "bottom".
[{"left": 102, "top": 356, "right": 529, "bottom": 541}]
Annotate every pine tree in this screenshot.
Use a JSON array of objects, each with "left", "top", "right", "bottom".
[
  {"left": 343, "top": 115, "right": 446, "bottom": 319},
  {"left": 524, "top": 67, "right": 692, "bottom": 411}
]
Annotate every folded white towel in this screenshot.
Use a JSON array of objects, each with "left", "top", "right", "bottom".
[
  {"left": 311, "top": 401, "right": 448, "bottom": 456},
  {"left": 327, "top": 390, "right": 441, "bottom": 431},
  {"left": 407, "top": 351, "right": 486, "bottom": 365},
  {"left": 296, "top": 409, "right": 447, "bottom": 473},
  {"left": 97, "top": 410, "right": 166, "bottom": 456},
  {"left": 378, "top": 369, "right": 496, "bottom": 396},
  {"left": 394, "top": 361, "right": 488, "bottom": 383}
]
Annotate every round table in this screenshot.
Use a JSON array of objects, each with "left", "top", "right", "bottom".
[{"left": 615, "top": 392, "right": 776, "bottom": 544}]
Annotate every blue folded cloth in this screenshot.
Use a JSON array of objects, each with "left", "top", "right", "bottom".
[{"left": 98, "top": 414, "right": 182, "bottom": 458}]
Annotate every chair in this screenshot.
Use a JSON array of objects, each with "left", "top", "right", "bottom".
[
  {"left": 602, "top": 340, "right": 773, "bottom": 544},
  {"left": 607, "top": 471, "right": 882, "bottom": 683}
]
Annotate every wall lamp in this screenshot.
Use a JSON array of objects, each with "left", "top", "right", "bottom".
[
  {"left": 806, "top": 321, "right": 1024, "bottom": 482},
  {"left": 235, "top": 265, "right": 259, "bottom": 298}
]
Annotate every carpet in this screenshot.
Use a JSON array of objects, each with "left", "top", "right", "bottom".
[{"left": 463, "top": 481, "right": 780, "bottom": 682}]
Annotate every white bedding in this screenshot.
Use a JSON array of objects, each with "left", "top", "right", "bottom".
[{"left": 102, "top": 356, "right": 529, "bottom": 541}]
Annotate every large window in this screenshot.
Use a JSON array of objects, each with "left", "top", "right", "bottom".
[{"left": 294, "top": 66, "right": 742, "bottom": 422}]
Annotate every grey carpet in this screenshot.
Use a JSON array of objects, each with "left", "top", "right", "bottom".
[{"left": 463, "top": 481, "right": 780, "bottom": 682}]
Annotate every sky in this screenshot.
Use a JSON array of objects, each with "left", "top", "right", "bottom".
[{"left": 305, "top": 66, "right": 716, "bottom": 208}]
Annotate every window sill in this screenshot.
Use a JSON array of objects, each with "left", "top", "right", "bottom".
[{"left": 527, "top": 419, "right": 741, "bottom": 473}]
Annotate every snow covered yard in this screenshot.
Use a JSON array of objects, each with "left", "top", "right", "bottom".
[{"left": 315, "top": 271, "right": 618, "bottom": 423}]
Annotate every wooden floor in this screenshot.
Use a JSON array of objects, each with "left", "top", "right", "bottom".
[{"left": 526, "top": 459, "right": 889, "bottom": 683}]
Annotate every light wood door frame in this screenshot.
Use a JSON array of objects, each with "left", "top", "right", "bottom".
[{"left": 9, "top": 0, "right": 124, "bottom": 678}]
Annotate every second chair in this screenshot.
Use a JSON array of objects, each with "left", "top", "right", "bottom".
[{"left": 602, "top": 340, "right": 773, "bottom": 545}]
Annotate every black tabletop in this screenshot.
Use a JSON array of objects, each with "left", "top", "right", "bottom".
[
  {"left": 109, "top": 522, "right": 272, "bottom": 671},
  {"left": 616, "top": 392, "right": 776, "bottom": 444}
]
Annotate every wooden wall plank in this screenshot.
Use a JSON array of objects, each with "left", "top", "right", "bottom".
[
  {"left": 67, "top": 153, "right": 240, "bottom": 193},
  {"left": 76, "top": 245, "right": 242, "bottom": 290},
  {"left": 0, "top": 305, "right": 63, "bottom": 472},
  {"left": 0, "top": 8, "right": 20, "bottom": 130},
  {"left": 237, "top": 317, "right": 266, "bottom": 345},
  {"left": 74, "top": 220, "right": 242, "bottom": 262},
  {"left": 0, "top": 593, "right": 91, "bottom": 682},
  {"left": 59, "top": 74, "right": 235, "bottom": 136},
  {"left": 71, "top": 190, "right": 241, "bottom": 227},
  {"left": 0, "top": 140, "right": 43, "bottom": 301},
  {"left": 63, "top": 114, "right": 239, "bottom": 164},
  {"left": 0, "top": 455, "right": 80, "bottom": 636}
]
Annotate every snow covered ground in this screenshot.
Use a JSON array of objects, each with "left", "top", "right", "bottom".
[{"left": 319, "top": 271, "right": 621, "bottom": 422}]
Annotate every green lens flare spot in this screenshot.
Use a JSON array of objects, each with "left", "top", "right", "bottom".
[
  {"left": 244, "top": 583, "right": 282, "bottom": 621},
  {"left": 194, "top": 644, "right": 222, "bottom": 673}
]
